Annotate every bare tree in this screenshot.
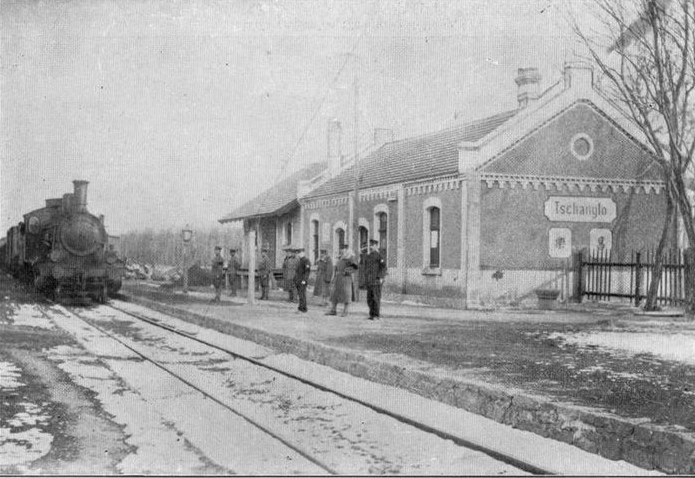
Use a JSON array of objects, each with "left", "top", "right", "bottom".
[{"left": 572, "top": 0, "right": 695, "bottom": 312}]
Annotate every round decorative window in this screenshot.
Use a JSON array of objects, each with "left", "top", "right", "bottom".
[{"left": 570, "top": 133, "right": 594, "bottom": 161}]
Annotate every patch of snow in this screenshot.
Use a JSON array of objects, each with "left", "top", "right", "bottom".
[
  {"left": 46, "top": 345, "right": 214, "bottom": 474},
  {"left": 8, "top": 304, "right": 54, "bottom": 330},
  {"left": 0, "top": 362, "right": 23, "bottom": 389},
  {"left": 0, "top": 427, "right": 53, "bottom": 466},
  {"left": 552, "top": 331, "right": 695, "bottom": 365},
  {"left": 400, "top": 300, "right": 426, "bottom": 307},
  {"left": 7, "top": 403, "right": 50, "bottom": 427}
]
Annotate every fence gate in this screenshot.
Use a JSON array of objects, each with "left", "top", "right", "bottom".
[{"left": 575, "top": 249, "right": 686, "bottom": 306}]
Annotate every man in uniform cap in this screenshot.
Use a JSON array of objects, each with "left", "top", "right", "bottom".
[
  {"left": 364, "top": 239, "right": 387, "bottom": 319},
  {"left": 211, "top": 246, "right": 225, "bottom": 302},
  {"left": 257, "top": 247, "right": 272, "bottom": 300},
  {"left": 226, "top": 248, "right": 241, "bottom": 297},
  {"left": 293, "top": 247, "right": 311, "bottom": 313}
]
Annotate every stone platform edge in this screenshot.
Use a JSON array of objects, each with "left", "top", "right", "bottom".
[{"left": 122, "top": 292, "right": 695, "bottom": 474}]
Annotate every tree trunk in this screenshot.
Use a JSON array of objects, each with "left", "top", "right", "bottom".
[{"left": 644, "top": 194, "right": 675, "bottom": 311}]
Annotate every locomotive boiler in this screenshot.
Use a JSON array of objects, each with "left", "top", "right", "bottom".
[{"left": 3, "top": 180, "right": 124, "bottom": 302}]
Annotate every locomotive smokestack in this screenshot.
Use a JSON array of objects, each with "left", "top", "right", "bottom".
[{"left": 73, "top": 180, "right": 89, "bottom": 213}]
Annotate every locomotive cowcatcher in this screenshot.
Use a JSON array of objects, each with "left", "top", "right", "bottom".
[{"left": 2, "top": 180, "right": 124, "bottom": 302}]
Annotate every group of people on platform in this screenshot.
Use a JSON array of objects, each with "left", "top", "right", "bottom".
[{"left": 210, "top": 240, "right": 387, "bottom": 320}]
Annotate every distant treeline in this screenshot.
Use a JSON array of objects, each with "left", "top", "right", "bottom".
[{"left": 118, "top": 226, "right": 244, "bottom": 268}]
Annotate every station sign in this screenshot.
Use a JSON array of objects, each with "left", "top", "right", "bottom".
[{"left": 544, "top": 196, "right": 616, "bottom": 223}]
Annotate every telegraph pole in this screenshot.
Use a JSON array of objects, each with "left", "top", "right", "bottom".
[{"left": 352, "top": 77, "right": 360, "bottom": 252}]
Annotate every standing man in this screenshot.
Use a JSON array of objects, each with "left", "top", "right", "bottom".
[
  {"left": 294, "top": 247, "right": 311, "bottom": 313},
  {"left": 282, "top": 246, "right": 297, "bottom": 302},
  {"left": 227, "top": 248, "right": 241, "bottom": 296},
  {"left": 364, "top": 239, "right": 387, "bottom": 320},
  {"left": 257, "top": 247, "right": 272, "bottom": 300},
  {"left": 313, "top": 248, "right": 333, "bottom": 306},
  {"left": 211, "top": 246, "right": 225, "bottom": 302}
]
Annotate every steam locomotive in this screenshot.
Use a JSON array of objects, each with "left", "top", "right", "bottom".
[{"left": 1, "top": 180, "right": 124, "bottom": 302}]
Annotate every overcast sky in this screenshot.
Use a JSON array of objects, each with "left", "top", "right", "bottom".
[{"left": 1, "top": 0, "right": 595, "bottom": 235}]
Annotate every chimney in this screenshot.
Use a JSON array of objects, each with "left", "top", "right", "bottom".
[
  {"left": 73, "top": 180, "right": 89, "bottom": 213},
  {"left": 327, "top": 119, "right": 342, "bottom": 176},
  {"left": 563, "top": 62, "right": 594, "bottom": 93},
  {"left": 373, "top": 128, "right": 394, "bottom": 148},
  {"left": 514, "top": 67, "right": 541, "bottom": 108}
]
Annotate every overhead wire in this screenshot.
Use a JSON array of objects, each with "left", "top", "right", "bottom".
[{"left": 254, "top": 1, "right": 376, "bottom": 216}]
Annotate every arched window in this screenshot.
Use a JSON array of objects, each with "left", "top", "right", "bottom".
[
  {"left": 359, "top": 226, "right": 369, "bottom": 251},
  {"left": 377, "top": 212, "right": 387, "bottom": 262},
  {"left": 285, "top": 221, "right": 292, "bottom": 246},
  {"left": 428, "top": 207, "right": 440, "bottom": 268},
  {"left": 336, "top": 228, "right": 345, "bottom": 250},
  {"left": 311, "top": 220, "right": 319, "bottom": 263}
]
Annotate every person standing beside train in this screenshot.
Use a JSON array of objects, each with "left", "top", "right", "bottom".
[
  {"left": 293, "top": 247, "right": 311, "bottom": 313},
  {"left": 211, "top": 246, "right": 225, "bottom": 302}
]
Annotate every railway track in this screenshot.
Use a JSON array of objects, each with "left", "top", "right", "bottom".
[{"left": 45, "top": 299, "right": 548, "bottom": 475}]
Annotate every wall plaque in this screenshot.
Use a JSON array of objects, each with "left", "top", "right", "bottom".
[{"left": 544, "top": 196, "right": 616, "bottom": 223}]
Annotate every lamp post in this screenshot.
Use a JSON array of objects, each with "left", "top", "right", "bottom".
[{"left": 181, "top": 225, "right": 193, "bottom": 293}]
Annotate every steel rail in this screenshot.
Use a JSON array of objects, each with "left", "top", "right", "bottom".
[
  {"left": 103, "top": 300, "right": 550, "bottom": 475},
  {"left": 50, "top": 303, "right": 340, "bottom": 475}
]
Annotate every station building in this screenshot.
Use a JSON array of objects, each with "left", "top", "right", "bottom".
[{"left": 221, "top": 63, "right": 667, "bottom": 307}]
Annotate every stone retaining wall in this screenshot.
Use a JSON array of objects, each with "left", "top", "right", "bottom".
[{"left": 123, "top": 292, "right": 695, "bottom": 474}]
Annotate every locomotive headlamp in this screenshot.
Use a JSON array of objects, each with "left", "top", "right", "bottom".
[
  {"left": 28, "top": 216, "right": 40, "bottom": 234},
  {"left": 181, "top": 225, "right": 193, "bottom": 243},
  {"left": 106, "top": 252, "right": 118, "bottom": 264}
]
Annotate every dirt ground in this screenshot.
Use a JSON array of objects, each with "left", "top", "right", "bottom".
[{"left": 324, "top": 315, "right": 695, "bottom": 432}]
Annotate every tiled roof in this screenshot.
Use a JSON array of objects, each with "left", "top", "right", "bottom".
[
  {"left": 306, "top": 110, "right": 517, "bottom": 198},
  {"left": 219, "top": 162, "right": 327, "bottom": 222}
]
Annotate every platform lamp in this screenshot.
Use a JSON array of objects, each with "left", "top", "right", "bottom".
[{"left": 181, "top": 225, "right": 193, "bottom": 293}]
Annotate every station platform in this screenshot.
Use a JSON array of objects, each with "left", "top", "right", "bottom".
[{"left": 121, "top": 281, "right": 694, "bottom": 475}]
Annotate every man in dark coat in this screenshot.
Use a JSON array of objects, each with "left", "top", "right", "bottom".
[
  {"left": 257, "top": 247, "right": 272, "bottom": 300},
  {"left": 211, "top": 246, "right": 225, "bottom": 302},
  {"left": 293, "top": 247, "right": 312, "bottom": 313},
  {"left": 282, "top": 247, "right": 297, "bottom": 302},
  {"left": 313, "top": 248, "right": 333, "bottom": 305},
  {"left": 364, "top": 239, "right": 387, "bottom": 319},
  {"left": 226, "top": 248, "right": 241, "bottom": 296}
]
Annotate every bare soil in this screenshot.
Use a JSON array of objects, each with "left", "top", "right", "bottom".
[{"left": 327, "top": 318, "right": 695, "bottom": 431}]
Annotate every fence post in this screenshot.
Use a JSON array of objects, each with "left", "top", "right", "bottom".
[
  {"left": 684, "top": 248, "right": 695, "bottom": 317},
  {"left": 634, "top": 252, "right": 642, "bottom": 305},
  {"left": 572, "top": 250, "right": 583, "bottom": 303}
]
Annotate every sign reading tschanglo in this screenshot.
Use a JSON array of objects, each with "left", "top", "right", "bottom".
[{"left": 544, "top": 197, "right": 616, "bottom": 223}]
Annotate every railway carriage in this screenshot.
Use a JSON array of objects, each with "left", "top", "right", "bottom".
[{"left": 3, "top": 180, "right": 124, "bottom": 302}]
